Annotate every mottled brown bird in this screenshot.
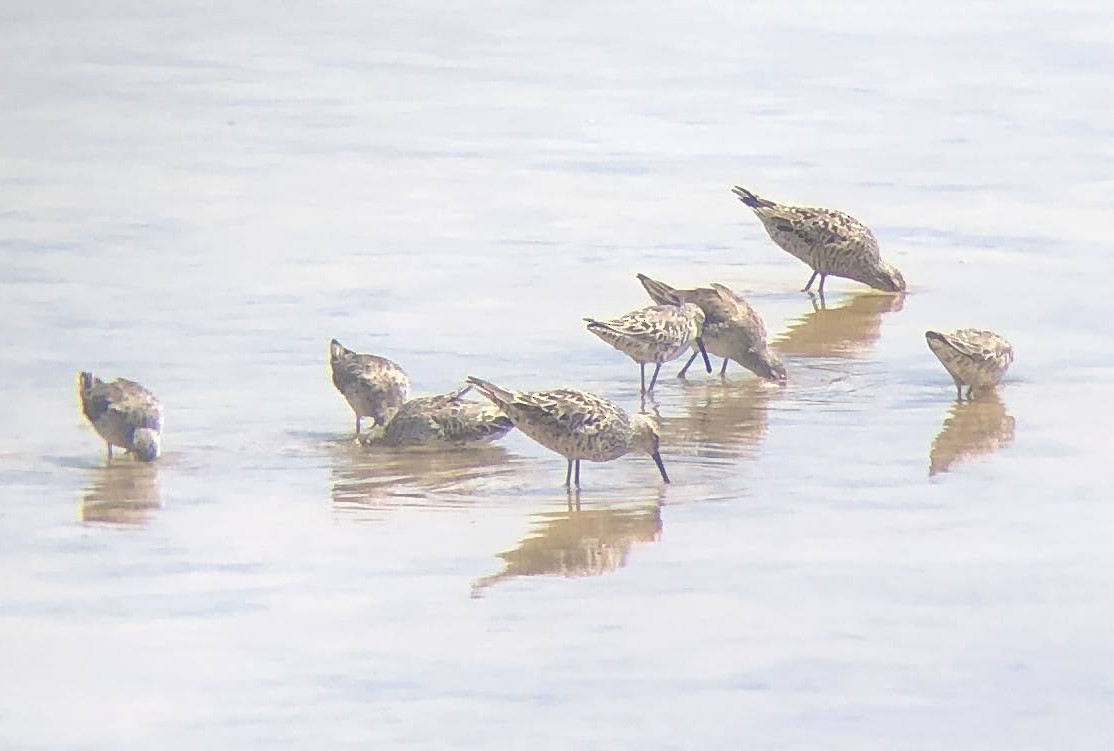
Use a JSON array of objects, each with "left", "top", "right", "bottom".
[
  {"left": 584, "top": 303, "right": 711, "bottom": 393},
  {"left": 329, "top": 339, "right": 410, "bottom": 435},
  {"left": 636, "top": 273, "right": 786, "bottom": 383},
  {"left": 731, "top": 185, "right": 906, "bottom": 296},
  {"left": 925, "top": 328, "right": 1013, "bottom": 401},
  {"left": 466, "top": 376, "right": 669, "bottom": 487},
  {"left": 360, "top": 385, "right": 514, "bottom": 447},
  {"left": 78, "top": 372, "right": 164, "bottom": 462}
]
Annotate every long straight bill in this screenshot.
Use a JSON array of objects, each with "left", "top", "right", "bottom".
[{"left": 651, "top": 451, "right": 670, "bottom": 483}]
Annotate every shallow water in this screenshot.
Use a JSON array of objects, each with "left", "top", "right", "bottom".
[{"left": 3, "top": 1, "right": 1114, "bottom": 748}]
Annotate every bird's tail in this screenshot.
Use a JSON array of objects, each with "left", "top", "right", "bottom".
[
  {"left": 78, "top": 371, "right": 96, "bottom": 396},
  {"left": 329, "top": 338, "right": 351, "bottom": 362},
  {"left": 636, "top": 273, "right": 682, "bottom": 306},
  {"left": 465, "top": 376, "right": 515, "bottom": 408},
  {"left": 583, "top": 318, "right": 631, "bottom": 347},
  {"left": 731, "top": 185, "right": 776, "bottom": 209}
]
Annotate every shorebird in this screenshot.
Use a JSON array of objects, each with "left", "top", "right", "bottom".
[
  {"left": 466, "top": 376, "right": 669, "bottom": 487},
  {"left": 636, "top": 273, "right": 787, "bottom": 383},
  {"left": 730, "top": 185, "right": 906, "bottom": 296},
  {"left": 329, "top": 338, "right": 410, "bottom": 434},
  {"left": 925, "top": 328, "right": 1013, "bottom": 401},
  {"left": 359, "top": 385, "right": 514, "bottom": 447},
  {"left": 584, "top": 303, "right": 711, "bottom": 393},
  {"left": 78, "top": 372, "right": 164, "bottom": 462}
]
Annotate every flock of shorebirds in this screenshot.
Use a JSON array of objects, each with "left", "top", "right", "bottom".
[{"left": 79, "top": 185, "right": 1015, "bottom": 487}]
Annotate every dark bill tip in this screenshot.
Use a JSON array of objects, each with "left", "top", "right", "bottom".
[
  {"left": 696, "top": 338, "right": 712, "bottom": 373},
  {"left": 652, "top": 451, "right": 670, "bottom": 484}
]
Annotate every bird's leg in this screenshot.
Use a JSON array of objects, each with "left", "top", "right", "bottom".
[
  {"left": 719, "top": 358, "right": 729, "bottom": 377},
  {"left": 802, "top": 270, "right": 818, "bottom": 292},
  {"left": 355, "top": 415, "right": 362, "bottom": 435},
  {"left": 817, "top": 274, "right": 828, "bottom": 298},
  {"left": 105, "top": 442, "right": 113, "bottom": 462},
  {"left": 565, "top": 459, "right": 573, "bottom": 487},
  {"left": 954, "top": 378, "right": 964, "bottom": 402},
  {"left": 676, "top": 351, "right": 699, "bottom": 379},
  {"left": 566, "top": 486, "right": 581, "bottom": 511},
  {"left": 640, "top": 363, "right": 646, "bottom": 394},
  {"left": 647, "top": 363, "right": 663, "bottom": 392},
  {"left": 574, "top": 460, "right": 581, "bottom": 487}
]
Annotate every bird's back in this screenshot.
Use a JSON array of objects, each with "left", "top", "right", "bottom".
[
  {"left": 79, "top": 372, "right": 163, "bottom": 451},
  {"left": 473, "top": 382, "right": 632, "bottom": 461},
  {"left": 926, "top": 329, "right": 1013, "bottom": 386},
  {"left": 383, "top": 387, "right": 514, "bottom": 446},
  {"left": 732, "top": 186, "right": 880, "bottom": 268}
]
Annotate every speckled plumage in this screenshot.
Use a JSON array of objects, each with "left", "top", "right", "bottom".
[
  {"left": 636, "top": 274, "right": 787, "bottom": 383},
  {"left": 731, "top": 185, "right": 906, "bottom": 295},
  {"left": 925, "top": 328, "right": 1013, "bottom": 401},
  {"left": 78, "top": 372, "right": 164, "bottom": 462},
  {"left": 466, "top": 376, "right": 669, "bottom": 487},
  {"left": 329, "top": 338, "right": 410, "bottom": 434},
  {"left": 584, "top": 302, "right": 710, "bottom": 393},
  {"left": 359, "top": 385, "right": 514, "bottom": 447}
]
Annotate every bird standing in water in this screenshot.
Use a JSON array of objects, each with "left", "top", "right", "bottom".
[
  {"left": 78, "top": 372, "right": 164, "bottom": 462},
  {"left": 329, "top": 338, "right": 410, "bottom": 435},
  {"left": 925, "top": 328, "right": 1013, "bottom": 401},
  {"left": 636, "top": 273, "right": 787, "bottom": 383},
  {"left": 466, "top": 376, "right": 669, "bottom": 487},
  {"left": 731, "top": 185, "right": 906, "bottom": 296},
  {"left": 584, "top": 302, "right": 711, "bottom": 393}
]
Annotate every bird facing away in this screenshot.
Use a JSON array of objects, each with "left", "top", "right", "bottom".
[
  {"left": 329, "top": 339, "right": 411, "bottom": 435},
  {"left": 925, "top": 329, "right": 1013, "bottom": 401},
  {"left": 359, "top": 385, "right": 515, "bottom": 447},
  {"left": 584, "top": 302, "right": 711, "bottom": 393},
  {"left": 78, "top": 372, "right": 164, "bottom": 462},
  {"left": 636, "top": 273, "right": 787, "bottom": 383},
  {"left": 731, "top": 185, "right": 906, "bottom": 296},
  {"left": 466, "top": 376, "right": 669, "bottom": 487}
]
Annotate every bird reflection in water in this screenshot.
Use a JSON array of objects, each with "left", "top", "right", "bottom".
[
  {"left": 929, "top": 392, "right": 1016, "bottom": 475},
  {"left": 329, "top": 442, "right": 518, "bottom": 512},
  {"left": 81, "top": 462, "right": 161, "bottom": 524},
  {"left": 471, "top": 499, "right": 663, "bottom": 596},
  {"left": 658, "top": 379, "right": 774, "bottom": 462},
  {"left": 773, "top": 291, "right": 905, "bottom": 359}
]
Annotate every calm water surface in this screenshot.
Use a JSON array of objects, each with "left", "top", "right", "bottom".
[{"left": 3, "top": 1, "right": 1114, "bottom": 748}]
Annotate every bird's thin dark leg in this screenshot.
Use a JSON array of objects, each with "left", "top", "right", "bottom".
[
  {"left": 574, "top": 460, "right": 581, "bottom": 487},
  {"left": 640, "top": 363, "right": 646, "bottom": 394},
  {"left": 565, "top": 459, "right": 573, "bottom": 487},
  {"left": 647, "top": 363, "right": 663, "bottom": 392},
  {"left": 818, "top": 274, "right": 828, "bottom": 297},
  {"left": 676, "top": 351, "right": 699, "bottom": 378},
  {"left": 803, "top": 270, "right": 818, "bottom": 292},
  {"left": 719, "top": 358, "right": 729, "bottom": 377},
  {"left": 355, "top": 415, "right": 362, "bottom": 435},
  {"left": 954, "top": 379, "right": 964, "bottom": 402},
  {"left": 105, "top": 443, "right": 113, "bottom": 462}
]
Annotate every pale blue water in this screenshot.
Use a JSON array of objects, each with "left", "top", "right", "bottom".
[{"left": 2, "top": 1, "right": 1113, "bottom": 748}]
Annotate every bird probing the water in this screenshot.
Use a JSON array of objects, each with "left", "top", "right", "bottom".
[
  {"left": 329, "top": 338, "right": 411, "bottom": 435},
  {"left": 78, "top": 372, "right": 164, "bottom": 462},
  {"left": 731, "top": 185, "right": 906, "bottom": 296},
  {"left": 584, "top": 303, "right": 711, "bottom": 393},
  {"left": 925, "top": 329, "right": 1013, "bottom": 401},
  {"left": 466, "top": 376, "right": 669, "bottom": 487},
  {"left": 636, "top": 273, "right": 787, "bottom": 383}
]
